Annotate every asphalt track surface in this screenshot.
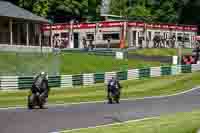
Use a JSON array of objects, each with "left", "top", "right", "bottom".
[
  {"left": 128, "top": 53, "right": 172, "bottom": 63},
  {"left": 1, "top": 88, "right": 200, "bottom": 133}
]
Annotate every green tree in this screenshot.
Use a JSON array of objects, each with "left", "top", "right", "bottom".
[
  {"left": 18, "top": 0, "right": 35, "bottom": 11},
  {"left": 109, "top": 0, "right": 186, "bottom": 23},
  {"left": 110, "top": 0, "right": 129, "bottom": 17},
  {"left": 87, "top": 0, "right": 102, "bottom": 21},
  {"left": 179, "top": 0, "right": 200, "bottom": 25},
  {"left": 110, "top": 0, "right": 153, "bottom": 22},
  {"left": 32, "top": 0, "right": 50, "bottom": 17},
  {"left": 128, "top": 5, "right": 153, "bottom": 22}
]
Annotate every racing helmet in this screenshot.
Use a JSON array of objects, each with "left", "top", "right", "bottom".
[{"left": 40, "top": 71, "right": 48, "bottom": 79}]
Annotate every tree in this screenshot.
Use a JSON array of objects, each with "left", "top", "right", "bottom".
[
  {"left": 87, "top": 0, "right": 102, "bottom": 21},
  {"left": 18, "top": 0, "right": 35, "bottom": 11},
  {"left": 109, "top": 0, "right": 186, "bottom": 23},
  {"left": 128, "top": 5, "right": 153, "bottom": 22},
  {"left": 110, "top": 0, "right": 153, "bottom": 22},
  {"left": 179, "top": 0, "right": 200, "bottom": 25},
  {"left": 110, "top": 0, "right": 129, "bottom": 17},
  {"left": 33, "top": 0, "right": 50, "bottom": 17}
]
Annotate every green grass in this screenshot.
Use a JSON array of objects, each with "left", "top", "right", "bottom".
[
  {"left": 0, "top": 72, "right": 200, "bottom": 108},
  {"left": 60, "top": 53, "right": 162, "bottom": 74},
  {"left": 62, "top": 110, "right": 200, "bottom": 133},
  {"left": 129, "top": 48, "right": 193, "bottom": 56},
  {"left": 0, "top": 52, "right": 162, "bottom": 75}
]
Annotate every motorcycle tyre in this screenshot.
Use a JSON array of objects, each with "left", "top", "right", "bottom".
[{"left": 27, "top": 95, "right": 34, "bottom": 109}]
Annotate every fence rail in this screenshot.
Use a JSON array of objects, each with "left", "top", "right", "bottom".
[{"left": 0, "top": 64, "right": 199, "bottom": 90}]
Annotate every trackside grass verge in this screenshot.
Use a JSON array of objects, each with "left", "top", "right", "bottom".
[
  {"left": 0, "top": 52, "right": 162, "bottom": 75},
  {"left": 62, "top": 110, "right": 200, "bottom": 133},
  {"left": 0, "top": 72, "right": 200, "bottom": 108}
]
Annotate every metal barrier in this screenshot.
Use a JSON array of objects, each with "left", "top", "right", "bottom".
[
  {"left": 161, "top": 66, "right": 172, "bottom": 76},
  {"left": 0, "top": 64, "right": 200, "bottom": 90},
  {"left": 139, "top": 68, "right": 151, "bottom": 79},
  {"left": 94, "top": 73, "right": 105, "bottom": 83}
]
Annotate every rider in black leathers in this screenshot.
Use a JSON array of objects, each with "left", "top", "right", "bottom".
[
  {"left": 107, "top": 77, "right": 122, "bottom": 104},
  {"left": 30, "top": 72, "right": 50, "bottom": 107}
]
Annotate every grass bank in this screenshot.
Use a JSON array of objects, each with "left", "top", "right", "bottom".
[
  {"left": 0, "top": 72, "right": 200, "bottom": 107},
  {"left": 62, "top": 110, "right": 200, "bottom": 133},
  {"left": 0, "top": 52, "right": 162, "bottom": 75}
]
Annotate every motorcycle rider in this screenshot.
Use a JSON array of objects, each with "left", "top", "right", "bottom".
[
  {"left": 30, "top": 72, "right": 49, "bottom": 108},
  {"left": 107, "top": 77, "right": 122, "bottom": 104}
]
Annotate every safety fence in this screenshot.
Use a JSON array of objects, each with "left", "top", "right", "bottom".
[{"left": 0, "top": 64, "right": 200, "bottom": 90}]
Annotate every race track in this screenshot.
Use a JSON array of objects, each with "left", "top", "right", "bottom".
[{"left": 1, "top": 87, "right": 200, "bottom": 133}]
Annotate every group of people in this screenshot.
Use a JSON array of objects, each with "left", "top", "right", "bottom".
[
  {"left": 182, "top": 45, "right": 200, "bottom": 64},
  {"left": 29, "top": 72, "right": 122, "bottom": 109}
]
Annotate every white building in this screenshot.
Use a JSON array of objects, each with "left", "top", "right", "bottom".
[{"left": 42, "top": 21, "right": 198, "bottom": 49}]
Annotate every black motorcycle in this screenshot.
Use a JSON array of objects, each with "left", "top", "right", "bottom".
[
  {"left": 107, "top": 89, "right": 120, "bottom": 104},
  {"left": 27, "top": 91, "right": 46, "bottom": 109}
]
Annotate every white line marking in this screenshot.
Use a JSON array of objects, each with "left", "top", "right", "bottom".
[
  {"left": 48, "top": 86, "right": 200, "bottom": 133},
  {"left": 56, "top": 116, "right": 160, "bottom": 133},
  {"left": 0, "top": 86, "right": 199, "bottom": 110}
]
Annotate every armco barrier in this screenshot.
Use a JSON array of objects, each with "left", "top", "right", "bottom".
[
  {"left": 171, "top": 65, "right": 181, "bottom": 75},
  {"left": 72, "top": 75, "right": 83, "bottom": 86},
  {"left": 48, "top": 76, "right": 61, "bottom": 88},
  {"left": 150, "top": 67, "right": 161, "bottom": 77},
  {"left": 94, "top": 73, "right": 104, "bottom": 83},
  {"left": 117, "top": 71, "right": 128, "bottom": 80},
  {"left": 161, "top": 66, "right": 171, "bottom": 76},
  {"left": 1, "top": 76, "right": 18, "bottom": 90},
  {"left": 83, "top": 73, "right": 94, "bottom": 86},
  {"left": 139, "top": 68, "right": 150, "bottom": 79},
  {"left": 0, "top": 64, "right": 200, "bottom": 90},
  {"left": 18, "top": 76, "right": 33, "bottom": 89},
  {"left": 181, "top": 65, "right": 191, "bottom": 73},
  {"left": 128, "top": 69, "right": 139, "bottom": 80},
  {"left": 105, "top": 72, "right": 116, "bottom": 84},
  {"left": 61, "top": 75, "right": 73, "bottom": 88}
]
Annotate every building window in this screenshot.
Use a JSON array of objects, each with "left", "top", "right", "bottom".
[
  {"left": 154, "top": 32, "right": 160, "bottom": 35},
  {"left": 183, "top": 33, "right": 190, "bottom": 42},
  {"left": 54, "top": 33, "right": 60, "bottom": 37},
  {"left": 103, "top": 33, "right": 120, "bottom": 40},
  {"left": 178, "top": 33, "right": 183, "bottom": 41},
  {"left": 61, "top": 32, "right": 68, "bottom": 38},
  {"left": 86, "top": 33, "right": 94, "bottom": 40}
]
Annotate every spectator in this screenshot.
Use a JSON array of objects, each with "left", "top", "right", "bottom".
[
  {"left": 82, "top": 37, "right": 87, "bottom": 48},
  {"left": 192, "top": 45, "right": 200, "bottom": 61},
  {"left": 107, "top": 38, "right": 111, "bottom": 49}
]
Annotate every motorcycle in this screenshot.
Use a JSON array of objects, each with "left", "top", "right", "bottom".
[
  {"left": 108, "top": 89, "right": 120, "bottom": 104},
  {"left": 27, "top": 91, "right": 46, "bottom": 109}
]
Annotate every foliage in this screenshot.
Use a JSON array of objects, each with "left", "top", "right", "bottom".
[
  {"left": 109, "top": 0, "right": 187, "bottom": 23},
  {"left": 5, "top": 0, "right": 200, "bottom": 25}
]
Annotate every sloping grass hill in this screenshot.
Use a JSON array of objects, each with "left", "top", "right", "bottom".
[{"left": 0, "top": 52, "right": 162, "bottom": 75}]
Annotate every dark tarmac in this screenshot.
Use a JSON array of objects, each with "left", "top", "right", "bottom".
[{"left": 1, "top": 88, "right": 200, "bottom": 133}]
